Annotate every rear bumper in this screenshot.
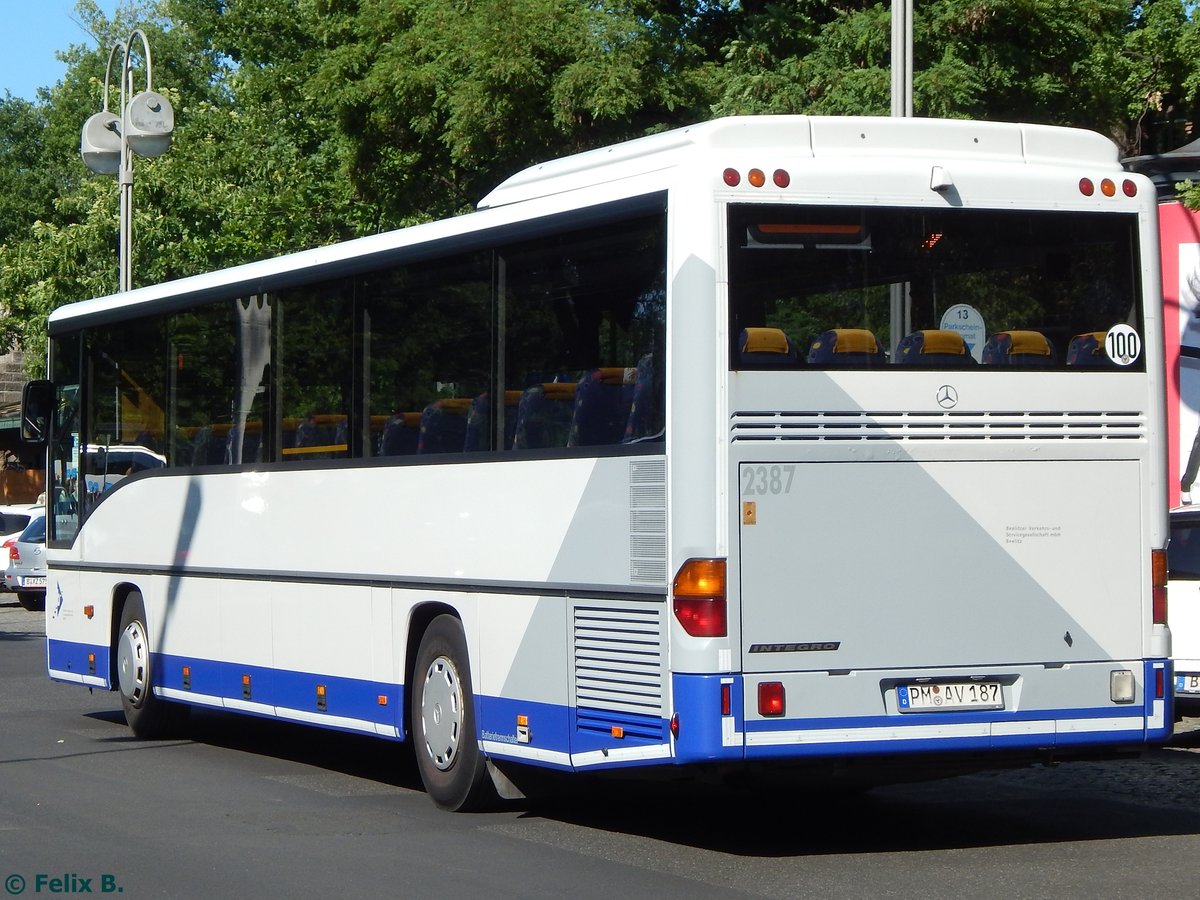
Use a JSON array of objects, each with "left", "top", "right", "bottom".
[{"left": 671, "top": 659, "right": 1172, "bottom": 765}]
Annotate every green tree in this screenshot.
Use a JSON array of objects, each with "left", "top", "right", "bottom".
[{"left": 310, "top": 0, "right": 730, "bottom": 223}]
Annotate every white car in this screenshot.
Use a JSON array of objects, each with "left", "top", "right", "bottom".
[
  {"left": 0, "top": 502, "right": 40, "bottom": 591},
  {"left": 3, "top": 512, "right": 45, "bottom": 611},
  {"left": 1169, "top": 505, "right": 1200, "bottom": 714}
]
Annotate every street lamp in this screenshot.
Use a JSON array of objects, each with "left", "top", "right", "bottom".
[{"left": 80, "top": 29, "right": 174, "bottom": 293}]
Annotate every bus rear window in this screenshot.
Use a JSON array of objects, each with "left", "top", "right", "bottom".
[{"left": 728, "top": 204, "right": 1143, "bottom": 371}]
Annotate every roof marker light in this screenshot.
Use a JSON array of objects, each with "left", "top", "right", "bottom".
[
  {"left": 773, "top": 169, "right": 791, "bottom": 188},
  {"left": 748, "top": 168, "right": 766, "bottom": 188},
  {"left": 1122, "top": 179, "right": 1138, "bottom": 198},
  {"left": 1079, "top": 178, "right": 1095, "bottom": 196},
  {"left": 723, "top": 168, "right": 740, "bottom": 187},
  {"left": 1101, "top": 178, "right": 1116, "bottom": 197}
]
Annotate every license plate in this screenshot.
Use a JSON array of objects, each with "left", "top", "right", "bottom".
[
  {"left": 20, "top": 576, "right": 46, "bottom": 588},
  {"left": 1175, "top": 674, "right": 1200, "bottom": 695},
  {"left": 897, "top": 681, "right": 1003, "bottom": 712}
]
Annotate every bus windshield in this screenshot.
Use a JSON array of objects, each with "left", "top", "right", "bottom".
[{"left": 728, "top": 204, "right": 1143, "bottom": 370}]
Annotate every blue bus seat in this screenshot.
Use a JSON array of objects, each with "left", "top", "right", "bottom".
[
  {"left": 738, "top": 327, "right": 798, "bottom": 367},
  {"left": 380, "top": 411, "right": 421, "bottom": 456},
  {"left": 981, "top": 330, "right": 1057, "bottom": 366},
  {"left": 896, "top": 329, "right": 975, "bottom": 365},
  {"left": 464, "top": 390, "right": 523, "bottom": 451},
  {"left": 623, "top": 353, "right": 662, "bottom": 443},
  {"left": 417, "top": 399, "right": 472, "bottom": 454},
  {"left": 1066, "top": 331, "right": 1115, "bottom": 367},
  {"left": 807, "top": 328, "right": 886, "bottom": 366},
  {"left": 569, "top": 367, "right": 637, "bottom": 447},
  {"left": 513, "top": 382, "right": 577, "bottom": 449}
]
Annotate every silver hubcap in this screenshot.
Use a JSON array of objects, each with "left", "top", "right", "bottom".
[
  {"left": 117, "top": 620, "right": 149, "bottom": 707},
  {"left": 420, "top": 655, "right": 462, "bottom": 772}
]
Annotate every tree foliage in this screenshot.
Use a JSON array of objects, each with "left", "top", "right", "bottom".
[{"left": 3, "top": 0, "right": 1200, "bottom": 365}]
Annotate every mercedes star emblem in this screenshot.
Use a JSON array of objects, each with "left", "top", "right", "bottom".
[{"left": 936, "top": 384, "right": 958, "bottom": 409}]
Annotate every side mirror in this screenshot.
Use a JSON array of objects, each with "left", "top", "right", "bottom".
[{"left": 21, "top": 380, "right": 54, "bottom": 446}]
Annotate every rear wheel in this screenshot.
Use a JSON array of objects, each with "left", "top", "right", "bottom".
[
  {"left": 116, "top": 592, "right": 186, "bottom": 738},
  {"left": 411, "top": 614, "right": 496, "bottom": 811},
  {"left": 16, "top": 591, "right": 43, "bottom": 611}
]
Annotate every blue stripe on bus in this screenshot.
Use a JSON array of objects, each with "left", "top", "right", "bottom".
[
  {"left": 47, "top": 638, "right": 110, "bottom": 684},
  {"left": 47, "top": 639, "right": 1170, "bottom": 764},
  {"left": 154, "top": 652, "right": 402, "bottom": 730}
]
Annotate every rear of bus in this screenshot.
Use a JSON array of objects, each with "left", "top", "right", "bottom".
[{"left": 674, "top": 118, "right": 1170, "bottom": 777}]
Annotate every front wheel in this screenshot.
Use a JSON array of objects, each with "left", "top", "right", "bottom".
[
  {"left": 411, "top": 614, "right": 496, "bottom": 811},
  {"left": 116, "top": 592, "right": 186, "bottom": 739}
]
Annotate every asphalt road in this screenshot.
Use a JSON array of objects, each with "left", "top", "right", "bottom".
[{"left": 4, "top": 597, "right": 1200, "bottom": 899}]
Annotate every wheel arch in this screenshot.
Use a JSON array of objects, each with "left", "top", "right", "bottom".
[
  {"left": 402, "top": 601, "right": 460, "bottom": 740},
  {"left": 107, "top": 582, "right": 144, "bottom": 688}
]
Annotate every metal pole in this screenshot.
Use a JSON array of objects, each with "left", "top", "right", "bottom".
[
  {"left": 890, "top": 0, "right": 913, "bottom": 118},
  {"left": 889, "top": 1, "right": 913, "bottom": 357},
  {"left": 82, "top": 30, "right": 171, "bottom": 295}
]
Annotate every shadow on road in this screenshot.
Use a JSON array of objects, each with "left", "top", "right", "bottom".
[
  {"left": 78, "top": 694, "right": 1200, "bottom": 855},
  {"left": 87, "top": 705, "right": 425, "bottom": 792}
]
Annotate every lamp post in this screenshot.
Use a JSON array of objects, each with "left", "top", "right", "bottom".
[{"left": 80, "top": 29, "right": 174, "bottom": 293}]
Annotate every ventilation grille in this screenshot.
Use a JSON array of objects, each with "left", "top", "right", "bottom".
[
  {"left": 730, "top": 410, "right": 1146, "bottom": 442},
  {"left": 574, "top": 603, "right": 665, "bottom": 740},
  {"left": 630, "top": 458, "right": 666, "bottom": 584}
]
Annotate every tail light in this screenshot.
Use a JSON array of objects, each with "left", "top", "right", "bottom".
[
  {"left": 758, "top": 682, "right": 785, "bottom": 716},
  {"left": 673, "top": 558, "right": 727, "bottom": 637},
  {"left": 1152, "top": 548, "right": 1167, "bottom": 625},
  {"left": 4, "top": 540, "right": 17, "bottom": 562}
]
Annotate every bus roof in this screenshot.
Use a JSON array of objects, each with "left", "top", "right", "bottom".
[
  {"left": 477, "top": 115, "right": 1121, "bottom": 208},
  {"left": 48, "top": 115, "right": 1121, "bottom": 332}
]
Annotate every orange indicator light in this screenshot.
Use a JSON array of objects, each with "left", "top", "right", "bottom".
[
  {"left": 83, "top": 605, "right": 94, "bottom": 619},
  {"left": 611, "top": 726, "right": 625, "bottom": 739},
  {"left": 748, "top": 168, "right": 766, "bottom": 188},
  {"left": 378, "top": 695, "right": 388, "bottom": 706}
]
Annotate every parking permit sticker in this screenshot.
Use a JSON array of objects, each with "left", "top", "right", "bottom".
[{"left": 1105, "top": 323, "right": 1141, "bottom": 366}]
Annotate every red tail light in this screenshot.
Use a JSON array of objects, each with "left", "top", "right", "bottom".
[
  {"left": 758, "top": 682, "right": 785, "bottom": 716},
  {"left": 1152, "top": 549, "right": 1168, "bottom": 625},
  {"left": 673, "top": 558, "right": 727, "bottom": 637},
  {"left": 4, "top": 540, "right": 17, "bottom": 562}
]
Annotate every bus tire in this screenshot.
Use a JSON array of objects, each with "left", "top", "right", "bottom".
[
  {"left": 411, "top": 614, "right": 496, "bottom": 811},
  {"left": 116, "top": 592, "right": 186, "bottom": 739},
  {"left": 16, "top": 591, "right": 44, "bottom": 611}
]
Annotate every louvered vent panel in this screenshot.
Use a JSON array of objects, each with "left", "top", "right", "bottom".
[
  {"left": 574, "top": 604, "right": 665, "bottom": 740},
  {"left": 629, "top": 459, "right": 666, "bottom": 584},
  {"left": 730, "top": 410, "right": 1146, "bottom": 442}
]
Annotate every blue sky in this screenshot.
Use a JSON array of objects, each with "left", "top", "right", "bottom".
[{"left": 4, "top": 1, "right": 120, "bottom": 101}]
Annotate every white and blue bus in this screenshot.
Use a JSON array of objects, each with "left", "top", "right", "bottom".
[{"left": 24, "top": 115, "right": 1172, "bottom": 810}]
